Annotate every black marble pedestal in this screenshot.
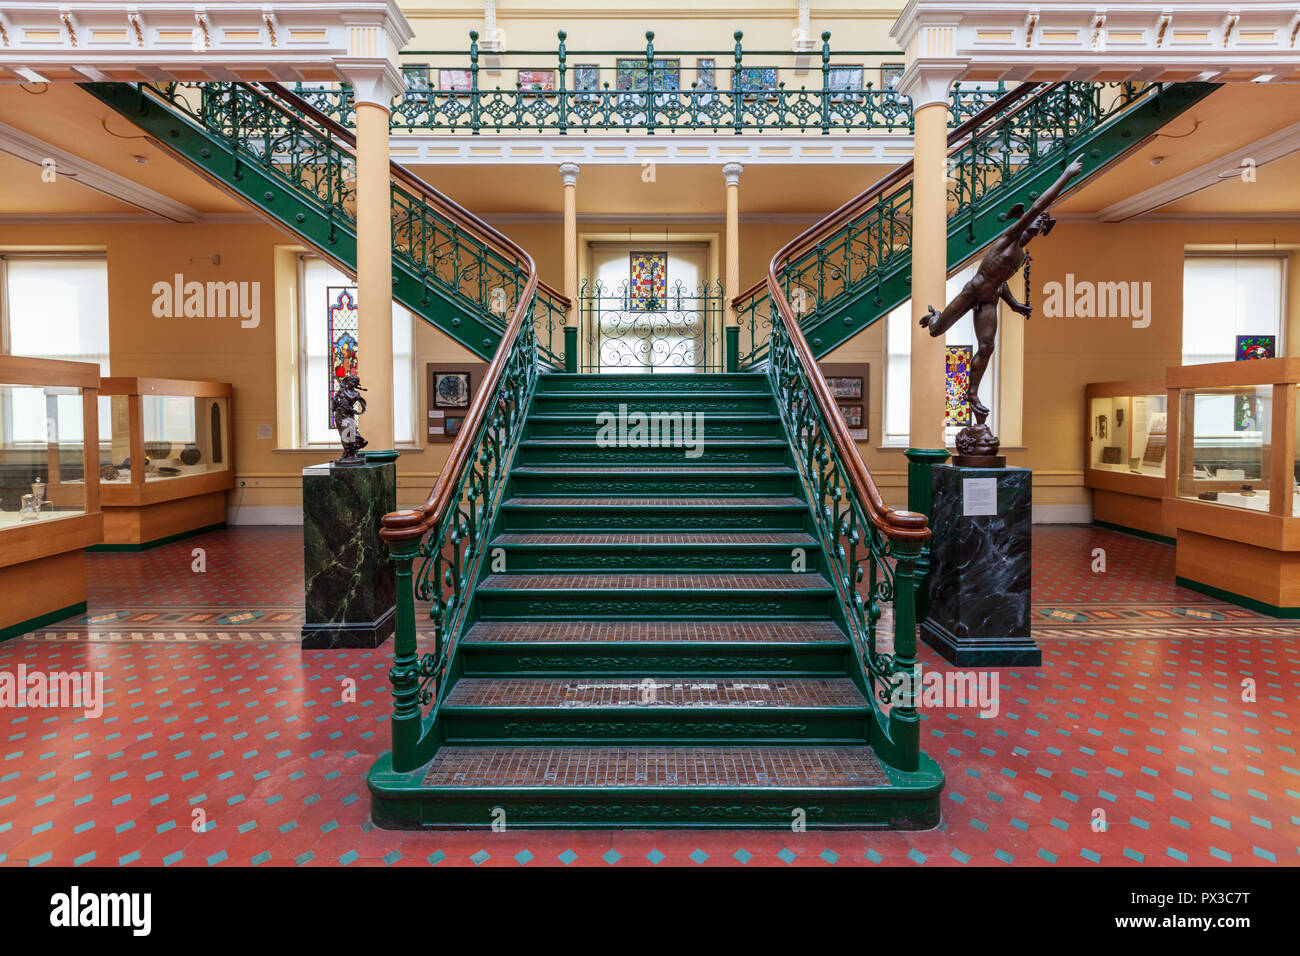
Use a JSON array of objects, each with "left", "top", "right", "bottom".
[
  {"left": 301, "top": 456, "right": 397, "bottom": 648},
  {"left": 920, "top": 464, "right": 1039, "bottom": 666}
]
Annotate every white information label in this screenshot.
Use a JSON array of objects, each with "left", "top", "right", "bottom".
[{"left": 962, "top": 477, "right": 998, "bottom": 516}]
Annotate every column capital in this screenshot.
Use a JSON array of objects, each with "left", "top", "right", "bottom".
[
  {"left": 722, "top": 162, "right": 743, "bottom": 187},
  {"left": 558, "top": 163, "right": 580, "bottom": 187},
  {"left": 337, "top": 5, "right": 415, "bottom": 109},
  {"left": 890, "top": 7, "right": 967, "bottom": 110},
  {"left": 893, "top": 59, "right": 964, "bottom": 110}
]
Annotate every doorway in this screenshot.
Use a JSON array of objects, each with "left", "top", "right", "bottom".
[{"left": 582, "top": 241, "right": 721, "bottom": 373}]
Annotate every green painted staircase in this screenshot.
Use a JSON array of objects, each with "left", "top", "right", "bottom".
[
  {"left": 80, "top": 80, "right": 568, "bottom": 366},
  {"left": 369, "top": 371, "right": 943, "bottom": 828}
]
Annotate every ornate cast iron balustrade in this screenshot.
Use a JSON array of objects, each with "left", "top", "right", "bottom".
[
  {"left": 133, "top": 81, "right": 569, "bottom": 364},
  {"left": 581, "top": 279, "right": 724, "bottom": 373},
  {"left": 763, "top": 279, "right": 929, "bottom": 772},
  {"left": 382, "top": 291, "right": 544, "bottom": 774},
  {"left": 291, "top": 30, "right": 1007, "bottom": 135},
  {"left": 735, "top": 80, "right": 1158, "bottom": 365}
]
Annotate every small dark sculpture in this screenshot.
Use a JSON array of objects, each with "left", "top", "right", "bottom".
[
  {"left": 332, "top": 374, "right": 368, "bottom": 465},
  {"left": 921, "top": 157, "right": 1084, "bottom": 462}
]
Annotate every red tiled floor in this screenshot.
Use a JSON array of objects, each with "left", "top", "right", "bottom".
[{"left": 1, "top": 524, "right": 1297, "bottom": 867}]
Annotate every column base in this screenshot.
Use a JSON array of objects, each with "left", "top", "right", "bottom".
[
  {"left": 920, "top": 617, "right": 1041, "bottom": 667},
  {"left": 302, "top": 605, "right": 396, "bottom": 649}
]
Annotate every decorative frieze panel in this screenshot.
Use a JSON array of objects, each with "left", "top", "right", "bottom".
[
  {"left": 0, "top": 1, "right": 410, "bottom": 84},
  {"left": 893, "top": 1, "right": 1300, "bottom": 84}
]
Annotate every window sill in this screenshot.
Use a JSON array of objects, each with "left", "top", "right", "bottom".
[{"left": 272, "top": 444, "right": 426, "bottom": 455}]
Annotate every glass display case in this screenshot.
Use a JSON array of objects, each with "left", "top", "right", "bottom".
[
  {"left": 1174, "top": 383, "right": 1277, "bottom": 513},
  {"left": 96, "top": 378, "right": 234, "bottom": 546},
  {"left": 1164, "top": 358, "right": 1300, "bottom": 615},
  {"left": 1084, "top": 380, "right": 1171, "bottom": 540},
  {"left": 0, "top": 356, "right": 101, "bottom": 640}
]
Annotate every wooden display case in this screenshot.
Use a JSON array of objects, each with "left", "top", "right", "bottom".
[
  {"left": 1163, "top": 358, "right": 1300, "bottom": 614},
  {"left": 1084, "top": 379, "right": 1172, "bottom": 541},
  {"left": 96, "top": 377, "right": 234, "bottom": 547},
  {"left": 0, "top": 356, "right": 102, "bottom": 640}
]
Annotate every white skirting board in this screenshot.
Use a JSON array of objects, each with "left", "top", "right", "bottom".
[
  {"left": 1032, "top": 503, "right": 1093, "bottom": 524},
  {"left": 226, "top": 505, "right": 303, "bottom": 526}
]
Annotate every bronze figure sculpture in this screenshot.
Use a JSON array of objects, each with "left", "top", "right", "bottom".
[
  {"left": 332, "top": 374, "right": 369, "bottom": 465},
  {"left": 921, "top": 157, "right": 1083, "bottom": 462}
]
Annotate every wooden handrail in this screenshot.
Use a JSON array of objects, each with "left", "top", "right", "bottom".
[
  {"left": 258, "top": 82, "right": 548, "bottom": 545},
  {"left": 262, "top": 82, "right": 535, "bottom": 276},
  {"left": 733, "top": 81, "right": 1043, "bottom": 308},
  {"left": 755, "top": 82, "right": 1056, "bottom": 545}
]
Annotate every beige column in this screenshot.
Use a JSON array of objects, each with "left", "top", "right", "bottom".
[
  {"left": 907, "top": 99, "right": 950, "bottom": 450},
  {"left": 723, "top": 163, "right": 743, "bottom": 323},
  {"left": 339, "top": 12, "right": 412, "bottom": 452},
  {"left": 559, "top": 163, "right": 580, "bottom": 321},
  {"left": 353, "top": 98, "right": 395, "bottom": 450}
]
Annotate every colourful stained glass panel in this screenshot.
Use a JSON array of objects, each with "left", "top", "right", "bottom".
[
  {"left": 328, "top": 286, "right": 359, "bottom": 426},
  {"left": 1235, "top": 334, "right": 1276, "bottom": 361},
  {"left": 629, "top": 252, "right": 667, "bottom": 312},
  {"left": 945, "top": 345, "right": 972, "bottom": 426}
]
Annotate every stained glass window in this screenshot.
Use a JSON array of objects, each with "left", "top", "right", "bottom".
[
  {"left": 629, "top": 252, "right": 667, "bottom": 312},
  {"left": 944, "top": 345, "right": 972, "bottom": 426},
  {"left": 327, "top": 286, "right": 359, "bottom": 426}
]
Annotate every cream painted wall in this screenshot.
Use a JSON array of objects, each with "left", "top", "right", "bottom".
[
  {"left": 397, "top": 1, "right": 904, "bottom": 54},
  {"left": 8, "top": 216, "right": 1295, "bottom": 524},
  {"left": 0, "top": 221, "right": 477, "bottom": 516}
]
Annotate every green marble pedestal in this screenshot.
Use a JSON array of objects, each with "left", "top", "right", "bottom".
[{"left": 301, "top": 455, "right": 397, "bottom": 648}]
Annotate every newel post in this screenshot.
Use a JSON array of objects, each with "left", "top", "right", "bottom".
[
  {"left": 382, "top": 511, "right": 425, "bottom": 773},
  {"left": 888, "top": 528, "right": 924, "bottom": 773}
]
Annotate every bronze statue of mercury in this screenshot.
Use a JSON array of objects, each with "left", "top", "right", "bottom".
[{"left": 920, "top": 157, "right": 1083, "bottom": 459}]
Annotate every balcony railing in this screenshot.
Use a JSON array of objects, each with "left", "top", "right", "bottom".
[{"left": 292, "top": 31, "right": 1007, "bottom": 135}]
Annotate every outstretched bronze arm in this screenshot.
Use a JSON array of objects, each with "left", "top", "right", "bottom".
[{"left": 1009, "top": 156, "right": 1084, "bottom": 238}]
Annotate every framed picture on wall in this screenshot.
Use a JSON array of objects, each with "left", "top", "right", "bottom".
[
  {"left": 819, "top": 362, "right": 869, "bottom": 441},
  {"left": 439, "top": 69, "right": 473, "bottom": 92},
  {"left": 517, "top": 69, "right": 556, "bottom": 93},
  {"left": 826, "top": 377, "right": 862, "bottom": 400},
  {"left": 427, "top": 362, "right": 486, "bottom": 443}
]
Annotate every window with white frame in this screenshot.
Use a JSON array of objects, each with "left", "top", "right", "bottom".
[
  {"left": 298, "top": 256, "right": 415, "bottom": 446},
  {"left": 1183, "top": 254, "right": 1287, "bottom": 444},
  {"left": 883, "top": 264, "right": 994, "bottom": 447},
  {"left": 0, "top": 254, "right": 110, "bottom": 443},
  {"left": 1182, "top": 254, "right": 1286, "bottom": 366}
]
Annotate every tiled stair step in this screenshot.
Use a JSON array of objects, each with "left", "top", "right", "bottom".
[
  {"left": 527, "top": 413, "right": 782, "bottom": 439},
  {"left": 537, "top": 372, "right": 767, "bottom": 393},
  {"left": 437, "top": 677, "right": 869, "bottom": 744},
  {"left": 516, "top": 437, "right": 789, "bottom": 466},
  {"left": 475, "top": 573, "right": 836, "bottom": 620},
  {"left": 533, "top": 391, "right": 775, "bottom": 414},
  {"left": 425, "top": 745, "right": 887, "bottom": 787},
  {"left": 391, "top": 744, "right": 938, "bottom": 828},
  {"left": 499, "top": 495, "right": 809, "bottom": 531},
  {"left": 487, "top": 531, "right": 821, "bottom": 572},
  {"left": 459, "top": 619, "right": 851, "bottom": 675},
  {"left": 509, "top": 465, "right": 798, "bottom": 496}
]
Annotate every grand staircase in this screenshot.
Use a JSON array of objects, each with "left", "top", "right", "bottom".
[
  {"left": 79, "top": 75, "right": 1223, "bottom": 827},
  {"left": 372, "top": 371, "right": 941, "bottom": 828}
]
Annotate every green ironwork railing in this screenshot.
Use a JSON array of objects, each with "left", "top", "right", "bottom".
[
  {"left": 381, "top": 292, "right": 544, "bottom": 774},
  {"left": 581, "top": 278, "right": 725, "bottom": 373},
  {"left": 292, "top": 30, "right": 1008, "bottom": 134},
  {"left": 764, "top": 300, "right": 928, "bottom": 772},
  {"left": 112, "top": 80, "right": 569, "bottom": 367},
  {"left": 735, "top": 80, "right": 1168, "bottom": 365}
]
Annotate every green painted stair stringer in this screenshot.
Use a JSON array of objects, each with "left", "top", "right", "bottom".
[{"left": 81, "top": 81, "right": 512, "bottom": 361}]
